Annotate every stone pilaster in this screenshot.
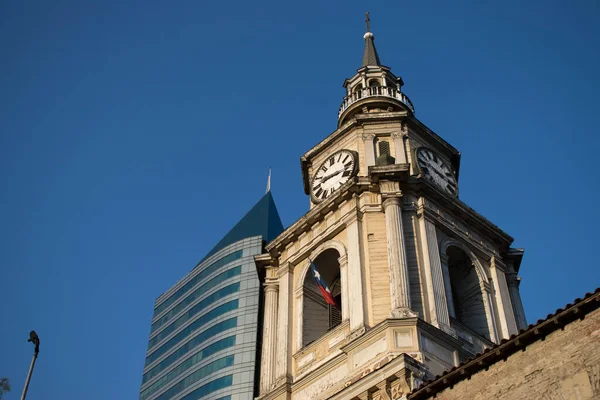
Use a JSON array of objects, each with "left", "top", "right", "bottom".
[
  {"left": 338, "top": 254, "right": 350, "bottom": 321},
  {"left": 363, "top": 133, "right": 376, "bottom": 167},
  {"left": 391, "top": 124, "right": 408, "bottom": 164},
  {"left": 260, "top": 281, "right": 279, "bottom": 394},
  {"left": 490, "top": 256, "right": 519, "bottom": 338},
  {"left": 274, "top": 265, "right": 292, "bottom": 384},
  {"left": 507, "top": 273, "right": 527, "bottom": 331},
  {"left": 345, "top": 210, "right": 366, "bottom": 333},
  {"left": 383, "top": 197, "right": 415, "bottom": 318},
  {"left": 440, "top": 254, "right": 456, "bottom": 319},
  {"left": 418, "top": 212, "right": 451, "bottom": 330}
]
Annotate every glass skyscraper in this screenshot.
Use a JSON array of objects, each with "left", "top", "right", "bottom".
[{"left": 140, "top": 192, "right": 284, "bottom": 400}]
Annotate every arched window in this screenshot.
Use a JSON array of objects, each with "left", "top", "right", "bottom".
[
  {"left": 445, "top": 246, "right": 491, "bottom": 340},
  {"left": 368, "top": 79, "right": 381, "bottom": 96},
  {"left": 301, "top": 249, "right": 342, "bottom": 346},
  {"left": 353, "top": 84, "right": 363, "bottom": 100}
]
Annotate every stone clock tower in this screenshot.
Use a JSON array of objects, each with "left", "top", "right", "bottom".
[{"left": 255, "top": 16, "right": 527, "bottom": 400}]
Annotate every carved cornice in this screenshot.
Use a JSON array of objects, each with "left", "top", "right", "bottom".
[
  {"left": 267, "top": 181, "right": 370, "bottom": 255},
  {"left": 254, "top": 253, "right": 277, "bottom": 269},
  {"left": 419, "top": 202, "right": 499, "bottom": 259},
  {"left": 415, "top": 180, "right": 514, "bottom": 250},
  {"left": 368, "top": 163, "right": 410, "bottom": 184}
]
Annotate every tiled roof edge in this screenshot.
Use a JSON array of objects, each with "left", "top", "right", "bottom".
[{"left": 408, "top": 287, "right": 600, "bottom": 400}]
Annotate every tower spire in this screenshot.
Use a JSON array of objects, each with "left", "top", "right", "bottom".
[{"left": 362, "top": 12, "right": 381, "bottom": 67}]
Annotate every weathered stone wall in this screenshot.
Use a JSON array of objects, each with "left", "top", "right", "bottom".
[
  {"left": 432, "top": 307, "right": 600, "bottom": 400},
  {"left": 365, "top": 210, "right": 391, "bottom": 325}
]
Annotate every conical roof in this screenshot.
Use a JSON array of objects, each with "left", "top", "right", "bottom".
[
  {"left": 362, "top": 31, "right": 381, "bottom": 67},
  {"left": 201, "top": 191, "right": 284, "bottom": 261}
]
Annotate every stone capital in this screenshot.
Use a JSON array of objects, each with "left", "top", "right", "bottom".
[
  {"left": 401, "top": 122, "right": 409, "bottom": 135},
  {"left": 264, "top": 282, "right": 279, "bottom": 293},
  {"left": 382, "top": 196, "right": 402, "bottom": 210},
  {"left": 389, "top": 307, "right": 418, "bottom": 319},
  {"left": 362, "top": 133, "right": 376, "bottom": 141}
]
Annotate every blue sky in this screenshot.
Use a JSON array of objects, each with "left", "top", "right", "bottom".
[{"left": 1, "top": 1, "right": 599, "bottom": 399}]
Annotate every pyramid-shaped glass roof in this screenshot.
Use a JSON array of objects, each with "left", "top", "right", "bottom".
[{"left": 201, "top": 191, "right": 284, "bottom": 261}]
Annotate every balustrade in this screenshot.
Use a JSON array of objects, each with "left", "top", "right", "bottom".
[{"left": 338, "top": 86, "right": 414, "bottom": 117}]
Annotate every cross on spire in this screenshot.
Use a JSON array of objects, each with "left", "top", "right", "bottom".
[{"left": 362, "top": 12, "right": 381, "bottom": 66}]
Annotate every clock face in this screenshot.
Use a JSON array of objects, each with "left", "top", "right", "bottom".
[
  {"left": 416, "top": 147, "right": 458, "bottom": 196},
  {"left": 311, "top": 149, "right": 357, "bottom": 203}
]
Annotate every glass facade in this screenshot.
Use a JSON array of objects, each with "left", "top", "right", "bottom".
[
  {"left": 153, "top": 250, "right": 243, "bottom": 317},
  {"left": 143, "top": 319, "right": 237, "bottom": 383},
  {"left": 148, "top": 284, "right": 240, "bottom": 349},
  {"left": 145, "top": 300, "right": 239, "bottom": 366},
  {"left": 140, "top": 336, "right": 236, "bottom": 399},
  {"left": 140, "top": 192, "right": 284, "bottom": 400},
  {"left": 151, "top": 266, "right": 241, "bottom": 333}
]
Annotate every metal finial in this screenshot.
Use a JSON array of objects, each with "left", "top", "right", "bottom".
[
  {"left": 366, "top": 12, "right": 371, "bottom": 32},
  {"left": 266, "top": 167, "right": 271, "bottom": 193}
]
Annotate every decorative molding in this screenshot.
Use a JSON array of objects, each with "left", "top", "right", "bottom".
[
  {"left": 362, "top": 133, "right": 376, "bottom": 141},
  {"left": 294, "top": 239, "right": 348, "bottom": 291},
  {"left": 348, "top": 325, "right": 367, "bottom": 342},
  {"left": 439, "top": 237, "right": 491, "bottom": 282},
  {"left": 264, "top": 282, "right": 279, "bottom": 293},
  {"left": 390, "top": 308, "right": 419, "bottom": 319}
]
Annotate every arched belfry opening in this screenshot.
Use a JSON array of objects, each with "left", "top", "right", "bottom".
[
  {"left": 446, "top": 246, "right": 491, "bottom": 340},
  {"left": 302, "top": 249, "right": 342, "bottom": 346}
]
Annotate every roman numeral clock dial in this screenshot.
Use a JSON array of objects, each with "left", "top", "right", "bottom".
[
  {"left": 310, "top": 149, "right": 358, "bottom": 203},
  {"left": 416, "top": 147, "right": 458, "bottom": 196}
]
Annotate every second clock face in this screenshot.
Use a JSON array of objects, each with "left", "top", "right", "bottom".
[
  {"left": 416, "top": 147, "right": 458, "bottom": 196},
  {"left": 311, "top": 149, "right": 357, "bottom": 203}
]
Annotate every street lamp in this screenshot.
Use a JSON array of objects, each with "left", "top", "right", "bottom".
[{"left": 20, "top": 331, "right": 40, "bottom": 400}]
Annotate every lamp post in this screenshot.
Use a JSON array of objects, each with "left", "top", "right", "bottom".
[{"left": 20, "top": 331, "right": 40, "bottom": 400}]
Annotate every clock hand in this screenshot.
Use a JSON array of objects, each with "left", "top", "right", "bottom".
[{"left": 321, "top": 169, "right": 343, "bottom": 182}]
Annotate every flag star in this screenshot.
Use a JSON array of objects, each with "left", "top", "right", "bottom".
[{"left": 313, "top": 269, "right": 321, "bottom": 280}]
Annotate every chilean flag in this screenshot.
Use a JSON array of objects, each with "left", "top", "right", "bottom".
[{"left": 310, "top": 260, "right": 339, "bottom": 309}]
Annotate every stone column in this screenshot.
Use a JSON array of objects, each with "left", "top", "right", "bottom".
[
  {"left": 383, "top": 197, "right": 414, "bottom": 318},
  {"left": 490, "top": 256, "right": 518, "bottom": 338},
  {"left": 274, "top": 266, "right": 292, "bottom": 385},
  {"left": 506, "top": 273, "right": 527, "bottom": 331},
  {"left": 260, "top": 281, "right": 278, "bottom": 394},
  {"left": 345, "top": 211, "right": 366, "bottom": 333},
  {"left": 294, "top": 289, "right": 303, "bottom": 352},
  {"left": 338, "top": 254, "right": 350, "bottom": 321},
  {"left": 440, "top": 254, "right": 456, "bottom": 319},
  {"left": 363, "top": 133, "right": 376, "bottom": 167},
  {"left": 417, "top": 212, "right": 451, "bottom": 330}
]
